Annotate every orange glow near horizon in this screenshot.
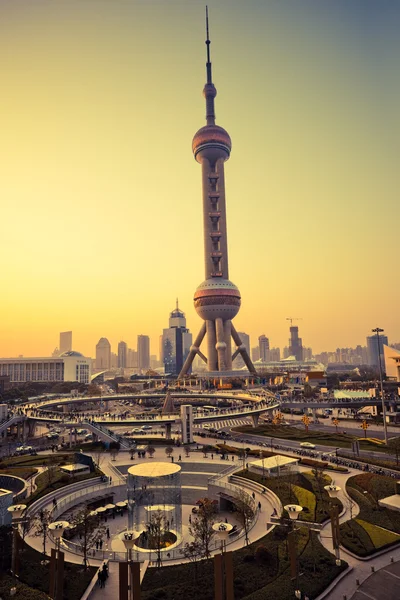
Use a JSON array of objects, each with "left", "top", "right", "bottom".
[{"left": 0, "top": 1, "right": 399, "bottom": 359}]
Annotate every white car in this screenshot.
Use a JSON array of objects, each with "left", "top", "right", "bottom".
[{"left": 300, "top": 442, "right": 316, "bottom": 449}]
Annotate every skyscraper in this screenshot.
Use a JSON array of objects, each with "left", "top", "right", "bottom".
[
  {"left": 137, "top": 335, "right": 150, "bottom": 371},
  {"left": 96, "top": 338, "right": 111, "bottom": 370},
  {"left": 258, "top": 335, "right": 270, "bottom": 362},
  {"left": 179, "top": 10, "right": 256, "bottom": 377},
  {"left": 162, "top": 301, "right": 192, "bottom": 375},
  {"left": 289, "top": 326, "right": 303, "bottom": 361},
  {"left": 118, "top": 341, "right": 127, "bottom": 368},
  {"left": 59, "top": 331, "right": 72, "bottom": 354},
  {"left": 367, "top": 334, "right": 388, "bottom": 368}
]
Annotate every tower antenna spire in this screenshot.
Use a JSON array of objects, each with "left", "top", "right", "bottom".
[{"left": 204, "top": 6, "right": 216, "bottom": 125}]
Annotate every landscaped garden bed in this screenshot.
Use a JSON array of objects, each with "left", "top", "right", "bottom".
[{"left": 340, "top": 473, "right": 400, "bottom": 556}]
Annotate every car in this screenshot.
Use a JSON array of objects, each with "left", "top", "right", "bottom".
[
  {"left": 300, "top": 442, "right": 316, "bottom": 449},
  {"left": 141, "top": 425, "right": 152, "bottom": 430}
]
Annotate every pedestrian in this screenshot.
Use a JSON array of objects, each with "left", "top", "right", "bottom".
[
  {"left": 232, "top": 455, "right": 234, "bottom": 461},
  {"left": 102, "top": 563, "right": 108, "bottom": 580},
  {"left": 110, "top": 476, "right": 112, "bottom": 484},
  {"left": 106, "top": 527, "right": 110, "bottom": 539},
  {"left": 99, "top": 539, "right": 103, "bottom": 550},
  {"left": 258, "top": 501, "right": 261, "bottom": 511},
  {"left": 252, "top": 492, "right": 255, "bottom": 500},
  {"left": 211, "top": 453, "right": 214, "bottom": 460},
  {"left": 97, "top": 569, "right": 103, "bottom": 588},
  {"left": 189, "top": 515, "right": 191, "bottom": 524},
  {"left": 179, "top": 455, "right": 181, "bottom": 461},
  {"left": 96, "top": 540, "right": 99, "bottom": 550}
]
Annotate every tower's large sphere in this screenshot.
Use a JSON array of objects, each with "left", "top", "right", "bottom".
[
  {"left": 194, "top": 279, "right": 241, "bottom": 321},
  {"left": 192, "top": 125, "right": 232, "bottom": 163}
]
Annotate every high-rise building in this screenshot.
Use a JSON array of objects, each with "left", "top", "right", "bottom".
[
  {"left": 232, "top": 332, "right": 250, "bottom": 369},
  {"left": 258, "top": 335, "right": 270, "bottom": 362},
  {"left": 127, "top": 348, "right": 138, "bottom": 368},
  {"left": 162, "top": 301, "right": 192, "bottom": 375},
  {"left": 137, "top": 335, "right": 150, "bottom": 371},
  {"left": 118, "top": 341, "right": 128, "bottom": 368},
  {"left": 110, "top": 352, "right": 118, "bottom": 368},
  {"left": 96, "top": 338, "right": 111, "bottom": 370},
  {"left": 367, "top": 334, "right": 388, "bottom": 368},
  {"left": 178, "top": 10, "right": 256, "bottom": 377},
  {"left": 269, "top": 348, "right": 281, "bottom": 362},
  {"left": 303, "top": 347, "right": 313, "bottom": 361},
  {"left": 289, "top": 326, "right": 303, "bottom": 361},
  {"left": 251, "top": 347, "right": 260, "bottom": 362},
  {"left": 59, "top": 331, "right": 72, "bottom": 354}
]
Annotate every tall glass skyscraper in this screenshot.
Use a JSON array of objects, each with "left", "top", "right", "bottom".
[{"left": 162, "top": 301, "right": 192, "bottom": 375}]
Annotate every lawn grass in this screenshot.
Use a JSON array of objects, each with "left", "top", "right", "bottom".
[
  {"left": 0, "top": 467, "right": 38, "bottom": 480},
  {"left": 340, "top": 473, "right": 400, "bottom": 556},
  {"left": 0, "top": 453, "right": 75, "bottom": 468}
]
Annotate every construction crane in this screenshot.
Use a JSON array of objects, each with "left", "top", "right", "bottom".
[{"left": 286, "top": 318, "right": 302, "bottom": 326}]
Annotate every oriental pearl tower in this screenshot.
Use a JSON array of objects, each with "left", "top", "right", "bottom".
[{"left": 179, "top": 8, "right": 256, "bottom": 378}]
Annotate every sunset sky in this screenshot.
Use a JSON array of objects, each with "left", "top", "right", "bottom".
[{"left": 1, "top": 0, "right": 399, "bottom": 359}]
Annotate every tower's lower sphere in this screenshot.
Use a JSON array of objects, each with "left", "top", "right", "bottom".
[{"left": 194, "top": 279, "right": 241, "bottom": 321}]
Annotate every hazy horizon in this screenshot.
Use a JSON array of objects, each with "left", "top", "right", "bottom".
[{"left": 1, "top": 0, "right": 399, "bottom": 359}]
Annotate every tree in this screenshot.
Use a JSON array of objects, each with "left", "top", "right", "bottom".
[
  {"left": 109, "top": 440, "right": 120, "bottom": 462},
  {"left": 146, "top": 510, "right": 167, "bottom": 568},
  {"left": 189, "top": 498, "right": 217, "bottom": 558},
  {"left": 93, "top": 446, "right": 106, "bottom": 469},
  {"left": 180, "top": 541, "right": 202, "bottom": 581},
  {"left": 234, "top": 489, "right": 255, "bottom": 546},
  {"left": 184, "top": 446, "right": 190, "bottom": 458},
  {"left": 387, "top": 436, "right": 400, "bottom": 465},
  {"left": 45, "top": 456, "right": 60, "bottom": 488},
  {"left": 72, "top": 506, "right": 105, "bottom": 570},
  {"left": 311, "top": 464, "right": 327, "bottom": 502},
  {"left": 34, "top": 508, "right": 52, "bottom": 558},
  {"left": 165, "top": 446, "right": 173, "bottom": 459},
  {"left": 148, "top": 446, "right": 155, "bottom": 458}
]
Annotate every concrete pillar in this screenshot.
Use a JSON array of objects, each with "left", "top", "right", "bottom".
[
  {"left": 251, "top": 414, "right": 259, "bottom": 428},
  {"left": 215, "top": 318, "right": 227, "bottom": 371},
  {"left": 207, "top": 320, "right": 218, "bottom": 371},
  {"left": 224, "top": 320, "right": 232, "bottom": 370},
  {"left": 165, "top": 423, "right": 172, "bottom": 439}
]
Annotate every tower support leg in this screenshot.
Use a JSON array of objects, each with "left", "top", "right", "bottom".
[
  {"left": 231, "top": 324, "right": 257, "bottom": 375},
  {"left": 215, "top": 318, "right": 227, "bottom": 371},
  {"left": 178, "top": 323, "right": 207, "bottom": 379},
  {"left": 207, "top": 320, "right": 218, "bottom": 371},
  {"left": 224, "top": 320, "right": 232, "bottom": 370}
]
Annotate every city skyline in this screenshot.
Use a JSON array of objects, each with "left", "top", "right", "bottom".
[{"left": 1, "top": 0, "right": 399, "bottom": 358}]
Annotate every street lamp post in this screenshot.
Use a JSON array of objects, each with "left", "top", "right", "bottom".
[
  {"left": 323, "top": 485, "right": 342, "bottom": 566},
  {"left": 48, "top": 520, "right": 69, "bottom": 600},
  {"left": 213, "top": 522, "right": 234, "bottom": 600},
  {"left": 372, "top": 327, "right": 388, "bottom": 445},
  {"left": 120, "top": 531, "right": 140, "bottom": 600},
  {"left": 7, "top": 504, "right": 27, "bottom": 577},
  {"left": 283, "top": 504, "right": 303, "bottom": 599}
]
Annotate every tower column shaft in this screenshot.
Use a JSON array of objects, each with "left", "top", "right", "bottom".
[
  {"left": 215, "top": 317, "right": 227, "bottom": 371},
  {"left": 224, "top": 320, "right": 232, "bottom": 370},
  {"left": 206, "top": 320, "right": 218, "bottom": 371},
  {"left": 201, "top": 159, "right": 229, "bottom": 280}
]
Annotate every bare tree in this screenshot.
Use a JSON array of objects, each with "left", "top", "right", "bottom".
[
  {"left": 311, "top": 464, "right": 327, "bottom": 501},
  {"left": 189, "top": 498, "right": 217, "bottom": 558},
  {"left": 180, "top": 541, "right": 202, "bottom": 581},
  {"left": 34, "top": 508, "right": 52, "bottom": 558},
  {"left": 45, "top": 456, "right": 59, "bottom": 488},
  {"left": 72, "top": 506, "right": 105, "bottom": 569},
  {"left": 146, "top": 510, "right": 167, "bottom": 568},
  {"left": 184, "top": 446, "right": 190, "bottom": 458},
  {"left": 165, "top": 446, "right": 173, "bottom": 459},
  {"left": 93, "top": 447, "right": 105, "bottom": 470},
  {"left": 234, "top": 489, "right": 255, "bottom": 546},
  {"left": 148, "top": 446, "right": 155, "bottom": 458}
]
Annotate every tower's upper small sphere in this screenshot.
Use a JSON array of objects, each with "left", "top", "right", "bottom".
[
  {"left": 192, "top": 125, "right": 232, "bottom": 163},
  {"left": 194, "top": 279, "right": 241, "bottom": 321}
]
